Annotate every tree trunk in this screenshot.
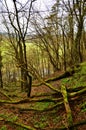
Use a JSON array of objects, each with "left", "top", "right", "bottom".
[
  {"left": 23, "top": 40, "right": 32, "bottom": 97},
  {"left": 27, "top": 74, "right": 32, "bottom": 97},
  {"left": 0, "top": 51, "right": 3, "bottom": 88},
  {"left": 0, "top": 69, "right": 3, "bottom": 88},
  {"left": 61, "top": 85, "right": 75, "bottom": 130},
  {"left": 62, "top": 30, "right": 66, "bottom": 71},
  {"left": 20, "top": 67, "right": 24, "bottom": 91}
]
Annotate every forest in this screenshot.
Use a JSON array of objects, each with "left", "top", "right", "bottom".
[{"left": 0, "top": 0, "right": 86, "bottom": 129}]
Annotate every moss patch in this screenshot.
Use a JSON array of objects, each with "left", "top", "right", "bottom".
[
  {"left": 30, "top": 102, "right": 55, "bottom": 110},
  {"left": 61, "top": 62, "right": 86, "bottom": 89}
]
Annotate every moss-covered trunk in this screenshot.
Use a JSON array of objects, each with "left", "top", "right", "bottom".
[{"left": 61, "top": 85, "right": 76, "bottom": 130}]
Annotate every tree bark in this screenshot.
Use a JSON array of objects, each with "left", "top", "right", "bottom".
[
  {"left": 61, "top": 85, "right": 75, "bottom": 130},
  {"left": 0, "top": 51, "right": 3, "bottom": 88}
]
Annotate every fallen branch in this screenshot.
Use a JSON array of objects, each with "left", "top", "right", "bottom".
[
  {"left": 5, "top": 121, "right": 36, "bottom": 130},
  {"left": 30, "top": 92, "right": 57, "bottom": 98},
  {"left": 43, "top": 82, "right": 61, "bottom": 93},
  {"left": 0, "top": 96, "right": 62, "bottom": 104},
  {"left": 32, "top": 71, "right": 61, "bottom": 93},
  {"left": 32, "top": 69, "right": 75, "bottom": 87},
  {"left": 15, "top": 98, "right": 60, "bottom": 104},
  {"left": 69, "top": 87, "right": 86, "bottom": 97},
  {"left": 18, "top": 101, "right": 63, "bottom": 112}
]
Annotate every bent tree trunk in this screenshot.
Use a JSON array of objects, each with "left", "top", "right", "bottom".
[{"left": 21, "top": 66, "right": 32, "bottom": 97}]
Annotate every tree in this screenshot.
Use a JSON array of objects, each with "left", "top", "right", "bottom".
[
  {"left": 27, "top": 44, "right": 51, "bottom": 78},
  {"left": 1, "top": 0, "right": 36, "bottom": 97},
  {"left": 62, "top": 0, "right": 86, "bottom": 64},
  {"left": 0, "top": 36, "right": 3, "bottom": 88},
  {"left": 31, "top": 1, "right": 62, "bottom": 72}
]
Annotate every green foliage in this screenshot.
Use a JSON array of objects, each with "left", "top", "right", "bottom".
[
  {"left": 61, "top": 78, "right": 70, "bottom": 84},
  {"left": 0, "top": 126, "right": 7, "bottom": 130}
]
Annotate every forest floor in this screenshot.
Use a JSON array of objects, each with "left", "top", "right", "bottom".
[{"left": 0, "top": 62, "right": 86, "bottom": 130}]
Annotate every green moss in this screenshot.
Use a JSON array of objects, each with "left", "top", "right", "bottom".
[
  {"left": 0, "top": 113, "right": 18, "bottom": 122},
  {"left": 61, "top": 78, "right": 70, "bottom": 84},
  {"left": 32, "top": 114, "right": 48, "bottom": 129},
  {"left": 30, "top": 102, "right": 54, "bottom": 110},
  {"left": 67, "top": 112, "right": 73, "bottom": 126},
  {"left": 34, "top": 121, "right": 48, "bottom": 129},
  {"left": 17, "top": 127, "right": 27, "bottom": 130},
  {"left": 61, "top": 62, "right": 86, "bottom": 89},
  {"left": 0, "top": 126, "right": 7, "bottom": 130}
]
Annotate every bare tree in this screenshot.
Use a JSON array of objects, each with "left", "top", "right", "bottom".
[
  {"left": 31, "top": 2, "right": 62, "bottom": 72},
  {"left": 62, "top": 0, "right": 86, "bottom": 64},
  {"left": 1, "top": 0, "right": 36, "bottom": 97}
]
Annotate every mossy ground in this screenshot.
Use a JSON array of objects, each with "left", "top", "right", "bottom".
[
  {"left": 61, "top": 62, "right": 86, "bottom": 88},
  {"left": 0, "top": 62, "right": 86, "bottom": 129}
]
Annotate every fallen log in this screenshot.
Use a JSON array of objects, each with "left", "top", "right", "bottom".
[
  {"left": 32, "top": 68, "right": 77, "bottom": 87},
  {"left": 0, "top": 86, "right": 86, "bottom": 104},
  {"left": 30, "top": 92, "right": 57, "bottom": 98},
  {"left": 32, "top": 72, "right": 61, "bottom": 93},
  {"left": 0, "top": 97, "right": 62, "bottom": 105},
  {"left": 18, "top": 101, "right": 63, "bottom": 112}
]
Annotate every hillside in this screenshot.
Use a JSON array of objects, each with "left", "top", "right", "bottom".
[{"left": 0, "top": 62, "right": 86, "bottom": 130}]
